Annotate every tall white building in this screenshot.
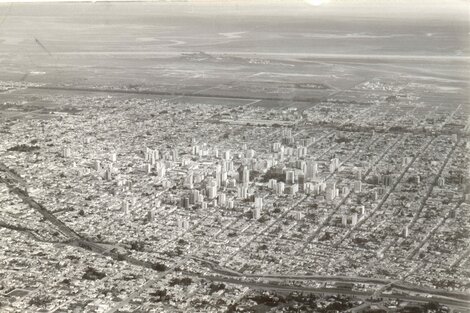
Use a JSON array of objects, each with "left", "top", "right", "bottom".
[
  {"left": 242, "top": 167, "right": 250, "bottom": 185},
  {"left": 223, "top": 150, "right": 231, "bottom": 161},
  {"left": 351, "top": 213, "right": 358, "bottom": 226},
  {"left": 254, "top": 197, "right": 263, "bottom": 210},
  {"left": 238, "top": 185, "right": 248, "bottom": 199},
  {"left": 276, "top": 182, "right": 285, "bottom": 195},
  {"left": 253, "top": 207, "right": 261, "bottom": 220},
  {"left": 286, "top": 170, "right": 295, "bottom": 184},
  {"left": 218, "top": 193, "right": 227, "bottom": 207}
]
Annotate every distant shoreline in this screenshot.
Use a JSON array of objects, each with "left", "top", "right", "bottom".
[{"left": 1, "top": 51, "right": 468, "bottom": 63}]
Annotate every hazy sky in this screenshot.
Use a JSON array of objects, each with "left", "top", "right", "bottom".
[{"left": 0, "top": 0, "right": 467, "bottom": 18}]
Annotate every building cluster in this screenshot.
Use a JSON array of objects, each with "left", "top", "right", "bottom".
[{"left": 0, "top": 87, "right": 469, "bottom": 312}]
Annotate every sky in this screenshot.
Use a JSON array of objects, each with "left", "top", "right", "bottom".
[
  {"left": 0, "top": 0, "right": 468, "bottom": 14},
  {"left": 0, "top": 0, "right": 468, "bottom": 26}
]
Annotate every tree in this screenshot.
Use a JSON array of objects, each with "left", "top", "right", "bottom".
[
  {"left": 209, "top": 283, "right": 226, "bottom": 294},
  {"left": 130, "top": 241, "right": 145, "bottom": 252},
  {"left": 29, "top": 295, "right": 53, "bottom": 307},
  {"left": 82, "top": 267, "right": 106, "bottom": 280},
  {"left": 7, "top": 144, "right": 40, "bottom": 152},
  {"left": 169, "top": 277, "right": 192, "bottom": 286},
  {"left": 151, "top": 262, "right": 167, "bottom": 272}
]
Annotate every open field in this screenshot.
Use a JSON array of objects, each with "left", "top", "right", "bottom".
[{"left": 0, "top": 1, "right": 468, "bottom": 114}]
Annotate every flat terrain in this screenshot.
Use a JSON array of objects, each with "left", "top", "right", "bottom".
[
  {"left": 0, "top": 2, "right": 469, "bottom": 313},
  {"left": 0, "top": 1, "right": 468, "bottom": 112}
]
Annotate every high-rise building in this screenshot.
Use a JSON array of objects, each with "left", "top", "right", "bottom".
[
  {"left": 269, "top": 179, "right": 277, "bottom": 190},
  {"left": 218, "top": 193, "right": 227, "bottom": 207},
  {"left": 242, "top": 167, "right": 250, "bottom": 185},
  {"left": 215, "top": 164, "right": 222, "bottom": 187},
  {"left": 62, "top": 147, "right": 71, "bottom": 158},
  {"left": 282, "top": 128, "right": 292, "bottom": 137},
  {"left": 282, "top": 136, "right": 294, "bottom": 145},
  {"left": 146, "top": 164, "right": 152, "bottom": 174},
  {"left": 246, "top": 149, "right": 255, "bottom": 158},
  {"left": 294, "top": 211, "right": 304, "bottom": 220},
  {"left": 254, "top": 197, "right": 263, "bottom": 210},
  {"left": 329, "top": 162, "right": 336, "bottom": 173},
  {"left": 342, "top": 215, "right": 348, "bottom": 226},
  {"left": 207, "top": 185, "right": 217, "bottom": 199},
  {"left": 286, "top": 170, "right": 295, "bottom": 184},
  {"left": 334, "top": 158, "right": 340, "bottom": 168},
  {"left": 147, "top": 210, "right": 155, "bottom": 222},
  {"left": 122, "top": 201, "right": 129, "bottom": 215},
  {"left": 383, "top": 175, "right": 392, "bottom": 187},
  {"left": 288, "top": 184, "right": 299, "bottom": 195},
  {"left": 373, "top": 191, "right": 378, "bottom": 201},
  {"left": 297, "top": 146, "right": 308, "bottom": 158},
  {"left": 183, "top": 197, "right": 190, "bottom": 209},
  {"left": 105, "top": 168, "right": 112, "bottom": 181},
  {"left": 177, "top": 218, "right": 190, "bottom": 230},
  {"left": 156, "top": 161, "right": 166, "bottom": 178},
  {"left": 357, "top": 168, "right": 362, "bottom": 181},
  {"left": 220, "top": 170, "right": 228, "bottom": 186},
  {"left": 238, "top": 185, "right": 248, "bottom": 199},
  {"left": 306, "top": 161, "right": 318, "bottom": 180},
  {"left": 304, "top": 183, "right": 314, "bottom": 194},
  {"left": 326, "top": 188, "right": 335, "bottom": 201},
  {"left": 223, "top": 150, "right": 231, "bottom": 161},
  {"left": 313, "top": 184, "right": 320, "bottom": 194},
  {"left": 351, "top": 213, "right": 358, "bottom": 226},
  {"left": 220, "top": 159, "right": 227, "bottom": 172},
  {"left": 150, "top": 150, "right": 156, "bottom": 165},
  {"left": 354, "top": 181, "right": 362, "bottom": 193},
  {"left": 403, "top": 225, "right": 409, "bottom": 238},
  {"left": 298, "top": 174, "right": 305, "bottom": 193},
  {"left": 237, "top": 165, "right": 244, "bottom": 183},
  {"left": 253, "top": 207, "right": 261, "bottom": 220},
  {"left": 190, "top": 189, "right": 200, "bottom": 204},
  {"left": 185, "top": 172, "right": 194, "bottom": 189}
]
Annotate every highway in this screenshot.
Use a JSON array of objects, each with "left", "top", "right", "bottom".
[
  {"left": 192, "top": 256, "right": 470, "bottom": 302},
  {"left": 196, "top": 274, "right": 470, "bottom": 311}
]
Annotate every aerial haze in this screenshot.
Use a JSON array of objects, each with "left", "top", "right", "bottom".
[{"left": 0, "top": 1, "right": 469, "bottom": 313}]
